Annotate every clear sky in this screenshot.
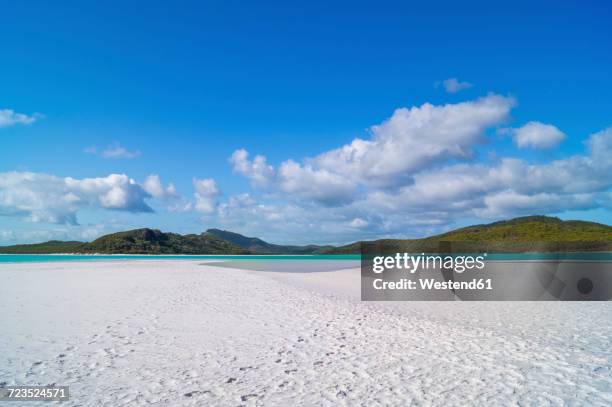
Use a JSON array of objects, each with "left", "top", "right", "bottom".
[{"left": 1, "top": 0, "right": 611, "bottom": 245}]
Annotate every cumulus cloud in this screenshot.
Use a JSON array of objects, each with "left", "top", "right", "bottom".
[
  {"left": 277, "top": 160, "right": 355, "bottom": 205},
  {"left": 585, "top": 127, "right": 612, "bottom": 165},
  {"left": 503, "top": 121, "right": 566, "bottom": 149},
  {"left": 0, "top": 172, "right": 176, "bottom": 224},
  {"left": 0, "top": 108, "right": 39, "bottom": 127},
  {"left": 364, "top": 128, "right": 612, "bottom": 220},
  {"left": 230, "top": 150, "right": 355, "bottom": 205},
  {"left": 436, "top": 78, "right": 473, "bottom": 93},
  {"left": 231, "top": 94, "right": 515, "bottom": 204},
  {"left": 193, "top": 178, "right": 219, "bottom": 214},
  {"left": 85, "top": 143, "right": 141, "bottom": 159},
  {"left": 143, "top": 175, "right": 178, "bottom": 200},
  {"left": 315, "top": 94, "right": 514, "bottom": 186},
  {"left": 230, "top": 149, "right": 275, "bottom": 188},
  {"left": 478, "top": 191, "right": 595, "bottom": 218}
]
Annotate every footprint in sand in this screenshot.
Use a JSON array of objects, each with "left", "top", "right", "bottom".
[
  {"left": 25, "top": 361, "right": 44, "bottom": 377},
  {"left": 241, "top": 393, "right": 257, "bottom": 402},
  {"left": 184, "top": 390, "right": 211, "bottom": 397}
]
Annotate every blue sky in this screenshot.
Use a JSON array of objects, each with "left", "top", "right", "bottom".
[{"left": 1, "top": 0, "right": 611, "bottom": 245}]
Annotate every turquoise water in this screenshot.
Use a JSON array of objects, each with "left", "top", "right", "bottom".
[
  {"left": 0, "top": 254, "right": 360, "bottom": 263},
  {"left": 1, "top": 252, "right": 611, "bottom": 263}
]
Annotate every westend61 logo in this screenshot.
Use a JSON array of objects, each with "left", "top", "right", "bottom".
[{"left": 361, "top": 242, "right": 612, "bottom": 301}]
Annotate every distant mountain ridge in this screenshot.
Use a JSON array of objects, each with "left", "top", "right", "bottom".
[
  {"left": 205, "top": 228, "right": 332, "bottom": 254},
  {"left": 0, "top": 216, "right": 610, "bottom": 254}
]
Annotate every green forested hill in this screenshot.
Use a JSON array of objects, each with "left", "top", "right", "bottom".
[
  {"left": 82, "top": 228, "right": 247, "bottom": 254},
  {"left": 435, "top": 216, "right": 612, "bottom": 242},
  {"left": 0, "top": 229, "right": 247, "bottom": 254},
  {"left": 327, "top": 216, "right": 612, "bottom": 253},
  {"left": 0, "top": 240, "right": 86, "bottom": 254}
]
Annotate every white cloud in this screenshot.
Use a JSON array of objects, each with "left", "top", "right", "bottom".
[
  {"left": 504, "top": 121, "right": 566, "bottom": 149},
  {"left": 0, "top": 172, "right": 177, "bottom": 224},
  {"left": 315, "top": 94, "right": 514, "bottom": 187},
  {"left": 231, "top": 94, "right": 515, "bottom": 203},
  {"left": 143, "top": 175, "right": 178, "bottom": 200},
  {"left": 585, "top": 127, "right": 612, "bottom": 165},
  {"left": 64, "top": 174, "right": 151, "bottom": 212},
  {"left": 277, "top": 160, "right": 355, "bottom": 205},
  {"left": 193, "top": 178, "right": 219, "bottom": 214},
  {"left": 478, "top": 191, "right": 595, "bottom": 218},
  {"left": 230, "top": 149, "right": 275, "bottom": 187},
  {"left": 364, "top": 128, "right": 612, "bottom": 220},
  {"left": 230, "top": 150, "right": 355, "bottom": 206},
  {"left": 437, "top": 78, "right": 473, "bottom": 93},
  {"left": 0, "top": 108, "right": 39, "bottom": 128},
  {"left": 85, "top": 143, "right": 141, "bottom": 159}
]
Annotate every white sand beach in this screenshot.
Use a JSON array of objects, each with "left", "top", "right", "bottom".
[{"left": 1, "top": 260, "right": 611, "bottom": 406}]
